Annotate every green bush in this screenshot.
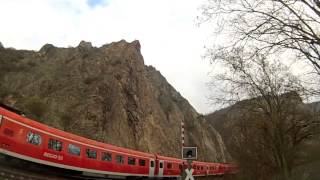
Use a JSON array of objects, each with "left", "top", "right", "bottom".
[{"left": 24, "top": 96, "right": 47, "bottom": 120}]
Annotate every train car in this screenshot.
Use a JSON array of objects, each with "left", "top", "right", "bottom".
[
  {"left": 0, "top": 104, "right": 238, "bottom": 179},
  {"left": 0, "top": 106, "right": 156, "bottom": 178},
  {"left": 216, "top": 163, "right": 227, "bottom": 175},
  {"left": 206, "top": 162, "right": 222, "bottom": 175},
  {"left": 155, "top": 155, "right": 186, "bottom": 178},
  {"left": 224, "top": 163, "right": 239, "bottom": 174},
  {"left": 191, "top": 161, "right": 209, "bottom": 177}
]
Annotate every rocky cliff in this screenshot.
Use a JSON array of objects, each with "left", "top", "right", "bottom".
[{"left": 0, "top": 40, "right": 229, "bottom": 162}]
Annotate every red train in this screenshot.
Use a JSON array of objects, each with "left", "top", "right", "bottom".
[{"left": 0, "top": 105, "right": 237, "bottom": 178}]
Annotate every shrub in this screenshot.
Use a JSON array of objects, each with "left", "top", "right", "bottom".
[{"left": 24, "top": 96, "right": 47, "bottom": 120}]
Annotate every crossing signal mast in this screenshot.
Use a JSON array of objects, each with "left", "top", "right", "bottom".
[
  {"left": 180, "top": 120, "right": 197, "bottom": 160},
  {"left": 181, "top": 120, "right": 197, "bottom": 180}
]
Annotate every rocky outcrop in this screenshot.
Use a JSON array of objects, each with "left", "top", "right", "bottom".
[{"left": 0, "top": 40, "right": 229, "bottom": 162}]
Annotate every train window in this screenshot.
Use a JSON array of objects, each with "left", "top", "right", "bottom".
[
  {"left": 128, "top": 157, "right": 136, "bottom": 165},
  {"left": 139, "top": 159, "right": 146, "bottom": 166},
  {"left": 101, "top": 152, "right": 112, "bottom": 161},
  {"left": 160, "top": 162, "right": 163, "bottom": 169},
  {"left": 26, "top": 132, "right": 42, "bottom": 145},
  {"left": 68, "top": 144, "right": 81, "bottom": 156},
  {"left": 48, "top": 139, "right": 62, "bottom": 151},
  {"left": 197, "top": 166, "right": 200, "bottom": 170},
  {"left": 201, "top": 166, "right": 203, "bottom": 170},
  {"left": 86, "top": 149, "right": 97, "bottom": 159},
  {"left": 150, "top": 161, "right": 155, "bottom": 167},
  {"left": 116, "top": 155, "right": 124, "bottom": 164},
  {"left": 167, "top": 163, "right": 172, "bottom": 169}
]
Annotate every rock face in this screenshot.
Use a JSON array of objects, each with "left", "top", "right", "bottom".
[{"left": 0, "top": 40, "right": 229, "bottom": 162}]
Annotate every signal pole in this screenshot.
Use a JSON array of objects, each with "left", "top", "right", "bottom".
[
  {"left": 181, "top": 120, "right": 196, "bottom": 180},
  {"left": 181, "top": 120, "right": 185, "bottom": 147}
]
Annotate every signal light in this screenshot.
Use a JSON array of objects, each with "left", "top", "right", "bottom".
[{"left": 182, "top": 147, "right": 197, "bottom": 160}]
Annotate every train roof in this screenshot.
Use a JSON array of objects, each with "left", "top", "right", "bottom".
[
  {"left": 0, "top": 107, "right": 154, "bottom": 158},
  {"left": 156, "top": 155, "right": 185, "bottom": 163},
  {"left": 192, "top": 160, "right": 222, "bottom": 166},
  {"left": 0, "top": 103, "right": 25, "bottom": 116}
]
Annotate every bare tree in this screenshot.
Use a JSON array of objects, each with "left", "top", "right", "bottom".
[
  {"left": 208, "top": 49, "right": 303, "bottom": 104},
  {"left": 208, "top": 50, "right": 320, "bottom": 179},
  {"left": 200, "top": 1, "right": 320, "bottom": 178},
  {"left": 200, "top": 0, "right": 320, "bottom": 75}
]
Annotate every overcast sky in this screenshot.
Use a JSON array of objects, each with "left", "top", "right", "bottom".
[{"left": 0, "top": 0, "right": 217, "bottom": 114}]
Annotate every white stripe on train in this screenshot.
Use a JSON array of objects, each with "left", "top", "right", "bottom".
[{"left": 0, "top": 148, "right": 147, "bottom": 177}]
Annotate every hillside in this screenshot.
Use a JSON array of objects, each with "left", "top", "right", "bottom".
[
  {"left": 0, "top": 40, "right": 230, "bottom": 162},
  {"left": 205, "top": 93, "right": 320, "bottom": 179}
]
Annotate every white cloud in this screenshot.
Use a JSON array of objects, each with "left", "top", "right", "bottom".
[{"left": 0, "top": 0, "right": 216, "bottom": 113}]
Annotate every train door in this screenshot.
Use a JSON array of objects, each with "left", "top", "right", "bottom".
[
  {"left": 0, "top": 115, "right": 2, "bottom": 129},
  {"left": 158, "top": 160, "right": 164, "bottom": 177},
  {"left": 149, "top": 159, "right": 155, "bottom": 177}
]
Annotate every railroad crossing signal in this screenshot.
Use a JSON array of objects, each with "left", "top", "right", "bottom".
[
  {"left": 181, "top": 147, "right": 196, "bottom": 179},
  {"left": 185, "top": 169, "right": 194, "bottom": 180},
  {"left": 182, "top": 147, "right": 197, "bottom": 160}
]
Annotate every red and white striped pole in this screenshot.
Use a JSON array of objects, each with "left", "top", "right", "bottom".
[{"left": 181, "top": 121, "right": 185, "bottom": 147}]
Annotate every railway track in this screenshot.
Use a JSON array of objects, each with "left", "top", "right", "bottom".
[
  {"left": 0, "top": 154, "right": 99, "bottom": 180},
  {"left": 0, "top": 163, "right": 66, "bottom": 180},
  {"left": 0, "top": 164, "right": 115, "bottom": 180},
  {"left": 0, "top": 154, "right": 53, "bottom": 179},
  {"left": 0, "top": 154, "right": 135, "bottom": 180}
]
